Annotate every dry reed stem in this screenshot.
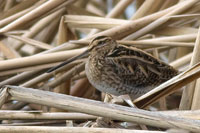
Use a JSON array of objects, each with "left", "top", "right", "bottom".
[
  {"left": 0, "top": 43, "right": 82, "bottom": 90},
  {"left": 0, "top": 41, "right": 17, "bottom": 59},
  {"left": 170, "top": 53, "right": 192, "bottom": 69},
  {"left": 70, "top": 78, "right": 90, "bottom": 97},
  {"left": 158, "top": 110, "right": 200, "bottom": 120},
  {"left": 0, "top": 0, "right": 68, "bottom": 33},
  {"left": 70, "top": 40, "right": 194, "bottom": 48},
  {"left": 0, "top": 62, "right": 59, "bottom": 76},
  {"left": 0, "top": 126, "right": 165, "bottom": 133},
  {"left": 22, "top": 61, "right": 81, "bottom": 88},
  {"left": 180, "top": 26, "right": 200, "bottom": 110},
  {"left": 64, "top": 15, "right": 128, "bottom": 29},
  {"left": 3, "top": 0, "right": 15, "bottom": 11},
  {"left": 159, "top": 0, "right": 178, "bottom": 10},
  {"left": 124, "top": 0, "right": 198, "bottom": 40},
  {"left": 51, "top": 16, "right": 73, "bottom": 112},
  {"left": 191, "top": 26, "right": 200, "bottom": 110},
  {"left": 1, "top": 120, "right": 66, "bottom": 126},
  {"left": 43, "top": 3, "right": 182, "bottom": 52},
  {"left": 0, "top": 0, "right": 38, "bottom": 20},
  {"left": 88, "top": 0, "right": 133, "bottom": 36},
  {"left": 147, "top": 0, "right": 165, "bottom": 14},
  {"left": 131, "top": 0, "right": 155, "bottom": 20},
  {"left": 152, "top": 27, "right": 198, "bottom": 36},
  {"left": 106, "top": 0, "right": 134, "bottom": 18},
  {"left": 83, "top": 85, "right": 95, "bottom": 99},
  {"left": 22, "top": 16, "right": 60, "bottom": 55},
  {"left": 47, "top": 63, "right": 85, "bottom": 88},
  {"left": 1, "top": 0, "right": 200, "bottom": 131},
  {"left": 18, "top": 16, "right": 61, "bottom": 54},
  {"left": 0, "top": 111, "right": 96, "bottom": 120},
  {"left": 0, "top": 87, "right": 9, "bottom": 108},
  {"left": 0, "top": 48, "right": 86, "bottom": 71},
  {"left": 87, "top": 2, "right": 178, "bottom": 40},
  {"left": 0, "top": 2, "right": 39, "bottom": 28},
  {"left": 142, "top": 33, "right": 197, "bottom": 42},
  {"left": 13, "top": 8, "right": 66, "bottom": 50},
  {"left": 71, "top": 72, "right": 86, "bottom": 81},
  {"left": 67, "top": 4, "right": 98, "bottom": 16},
  {"left": 2, "top": 85, "right": 200, "bottom": 132},
  {"left": 0, "top": 70, "right": 44, "bottom": 88},
  {"left": 5, "top": 34, "right": 53, "bottom": 50}
]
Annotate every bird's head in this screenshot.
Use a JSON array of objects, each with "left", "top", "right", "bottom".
[
  {"left": 88, "top": 36, "right": 117, "bottom": 54},
  {"left": 47, "top": 36, "right": 115, "bottom": 73}
]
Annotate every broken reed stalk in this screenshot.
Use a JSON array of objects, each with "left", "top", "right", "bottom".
[{"left": 1, "top": 85, "right": 200, "bottom": 132}]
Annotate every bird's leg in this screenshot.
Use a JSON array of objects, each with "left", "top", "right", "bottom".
[
  {"left": 119, "top": 94, "right": 148, "bottom": 130},
  {"left": 92, "top": 93, "right": 114, "bottom": 128},
  {"left": 119, "top": 94, "right": 136, "bottom": 108},
  {"left": 103, "top": 93, "right": 113, "bottom": 102}
]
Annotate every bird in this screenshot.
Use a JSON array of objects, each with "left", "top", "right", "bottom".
[{"left": 48, "top": 36, "right": 178, "bottom": 100}]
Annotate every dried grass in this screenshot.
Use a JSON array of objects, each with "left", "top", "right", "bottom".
[{"left": 0, "top": 0, "right": 200, "bottom": 132}]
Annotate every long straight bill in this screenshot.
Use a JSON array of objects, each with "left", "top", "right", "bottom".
[{"left": 47, "top": 49, "right": 89, "bottom": 73}]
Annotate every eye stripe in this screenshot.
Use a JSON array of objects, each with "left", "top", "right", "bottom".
[{"left": 91, "top": 36, "right": 108, "bottom": 44}]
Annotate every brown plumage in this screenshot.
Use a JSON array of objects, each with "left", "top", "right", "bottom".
[{"left": 48, "top": 36, "right": 178, "bottom": 99}]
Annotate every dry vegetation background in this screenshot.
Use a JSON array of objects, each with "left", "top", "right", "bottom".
[{"left": 1, "top": 0, "right": 200, "bottom": 132}]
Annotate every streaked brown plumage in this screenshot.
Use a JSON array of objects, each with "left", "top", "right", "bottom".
[{"left": 48, "top": 36, "right": 178, "bottom": 99}]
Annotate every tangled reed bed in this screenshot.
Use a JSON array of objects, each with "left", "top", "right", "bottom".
[{"left": 1, "top": 0, "right": 200, "bottom": 132}]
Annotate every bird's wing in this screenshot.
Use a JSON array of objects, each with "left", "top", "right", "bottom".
[{"left": 104, "top": 45, "right": 177, "bottom": 87}]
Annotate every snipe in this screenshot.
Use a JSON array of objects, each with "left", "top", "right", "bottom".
[{"left": 48, "top": 36, "right": 178, "bottom": 99}]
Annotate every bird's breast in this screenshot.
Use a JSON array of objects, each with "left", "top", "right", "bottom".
[{"left": 85, "top": 57, "right": 122, "bottom": 96}]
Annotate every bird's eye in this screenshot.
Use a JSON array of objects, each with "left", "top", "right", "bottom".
[{"left": 98, "top": 41, "right": 105, "bottom": 45}]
